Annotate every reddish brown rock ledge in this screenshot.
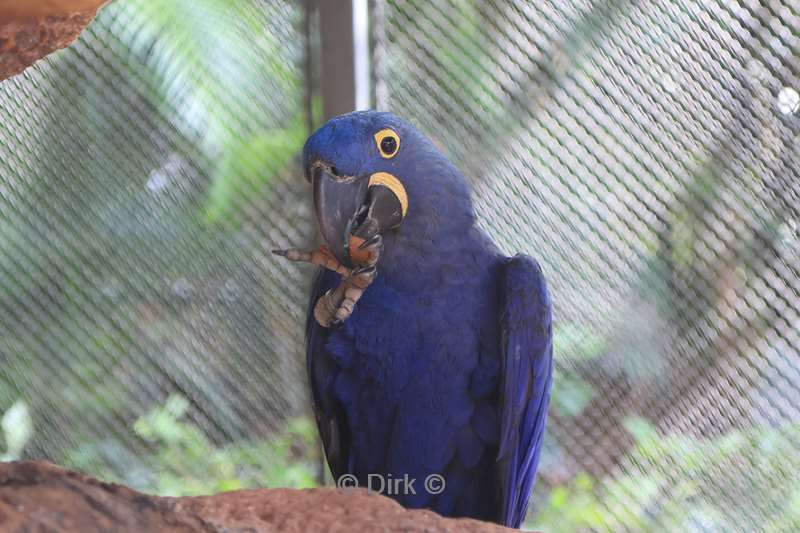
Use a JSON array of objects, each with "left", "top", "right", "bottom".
[
  {"left": 0, "top": 461, "right": 513, "bottom": 532},
  {"left": 0, "top": 0, "right": 109, "bottom": 80}
]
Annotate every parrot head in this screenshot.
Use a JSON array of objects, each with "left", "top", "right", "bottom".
[{"left": 302, "top": 110, "right": 473, "bottom": 269}]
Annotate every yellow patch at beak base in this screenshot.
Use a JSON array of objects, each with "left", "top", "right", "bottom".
[{"left": 368, "top": 172, "right": 408, "bottom": 218}]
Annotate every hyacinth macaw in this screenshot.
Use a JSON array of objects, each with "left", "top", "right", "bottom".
[{"left": 274, "top": 111, "right": 552, "bottom": 528}]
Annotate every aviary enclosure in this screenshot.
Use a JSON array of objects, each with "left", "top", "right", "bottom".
[{"left": 0, "top": 1, "right": 798, "bottom": 531}]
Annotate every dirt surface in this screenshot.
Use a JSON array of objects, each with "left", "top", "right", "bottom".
[
  {"left": 0, "top": 461, "right": 212, "bottom": 532},
  {"left": 0, "top": 461, "right": 514, "bottom": 532},
  {"left": 0, "top": 0, "right": 108, "bottom": 80}
]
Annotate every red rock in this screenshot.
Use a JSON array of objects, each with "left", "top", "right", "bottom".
[
  {"left": 0, "top": 0, "right": 108, "bottom": 80},
  {"left": 0, "top": 461, "right": 514, "bottom": 532}
]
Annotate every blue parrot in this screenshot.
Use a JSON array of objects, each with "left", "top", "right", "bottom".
[{"left": 275, "top": 110, "right": 552, "bottom": 528}]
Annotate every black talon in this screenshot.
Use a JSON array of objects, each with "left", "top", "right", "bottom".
[
  {"left": 330, "top": 318, "right": 343, "bottom": 328},
  {"left": 352, "top": 265, "right": 376, "bottom": 277},
  {"left": 271, "top": 249, "right": 288, "bottom": 257},
  {"left": 358, "top": 234, "right": 382, "bottom": 250}
]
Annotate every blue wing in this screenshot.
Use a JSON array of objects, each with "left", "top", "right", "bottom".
[
  {"left": 497, "top": 254, "right": 554, "bottom": 527},
  {"left": 305, "top": 267, "right": 352, "bottom": 478}
]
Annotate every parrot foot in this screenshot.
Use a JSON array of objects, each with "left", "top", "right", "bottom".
[
  {"left": 271, "top": 246, "right": 352, "bottom": 277},
  {"left": 315, "top": 234, "right": 382, "bottom": 328},
  {"left": 314, "top": 266, "right": 377, "bottom": 327},
  {"left": 273, "top": 226, "right": 383, "bottom": 328}
]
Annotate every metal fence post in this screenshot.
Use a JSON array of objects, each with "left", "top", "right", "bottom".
[{"left": 318, "top": 0, "right": 357, "bottom": 120}]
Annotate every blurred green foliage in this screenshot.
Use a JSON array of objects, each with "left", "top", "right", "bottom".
[
  {"left": 119, "top": 0, "right": 306, "bottom": 222},
  {"left": 0, "top": 0, "right": 307, "bottom": 468},
  {"left": 66, "top": 395, "right": 319, "bottom": 496},
  {"left": 8, "top": 391, "right": 797, "bottom": 532},
  {"left": 205, "top": 120, "right": 306, "bottom": 222},
  {"left": 531, "top": 419, "right": 800, "bottom": 532}
]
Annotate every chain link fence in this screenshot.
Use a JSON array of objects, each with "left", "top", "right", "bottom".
[
  {"left": 374, "top": 1, "right": 800, "bottom": 530},
  {"left": 1, "top": 0, "right": 317, "bottom": 493},
  {"left": 2, "top": 0, "right": 799, "bottom": 530}
]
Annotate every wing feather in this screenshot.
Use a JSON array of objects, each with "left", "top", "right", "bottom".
[
  {"left": 305, "top": 268, "right": 351, "bottom": 477},
  {"left": 497, "top": 254, "right": 554, "bottom": 527}
]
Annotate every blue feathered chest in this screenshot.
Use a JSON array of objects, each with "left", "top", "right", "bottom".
[{"left": 314, "top": 231, "right": 504, "bottom": 515}]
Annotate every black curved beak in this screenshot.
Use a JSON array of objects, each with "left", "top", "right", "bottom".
[
  {"left": 312, "top": 165, "right": 368, "bottom": 267},
  {"left": 312, "top": 165, "right": 406, "bottom": 268}
]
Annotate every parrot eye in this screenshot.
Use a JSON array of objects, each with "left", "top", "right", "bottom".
[{"left": 374, "top": 129, "right": 400, "bottom": 159}]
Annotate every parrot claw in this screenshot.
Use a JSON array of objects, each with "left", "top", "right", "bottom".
[
  {"left": 314, "top": 266, "right": 378, "bottom": 328},
  {"left": 322, "top": 251, "right": 379, "bottom": 327},
  {"left": 344, "top": 205, "right": 371, "bottom": 261},
  {"left": 312, "top": 224, "right": 382, "bottom": 328},
  {"left": 355, "top": 229, "right": 383, "bottom": 267},
  {"left": 280, "top": 214, "right": 385, "bottom": 328},
  {"left": 352, "top": 264, "right": 376, "bottom": 277},
  {"left": 358, "top": 233, "right": 382, "bottom": 250},
  {"left": 313, "top": 288, "right": 340, "bottom": 328},
  {"left": 271, "top": 245, "right": 352, "bottom": 277}
]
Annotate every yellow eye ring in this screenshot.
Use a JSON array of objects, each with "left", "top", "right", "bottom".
[{"left": 374, "top": 128, "right": 400, "bottom": 159}]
